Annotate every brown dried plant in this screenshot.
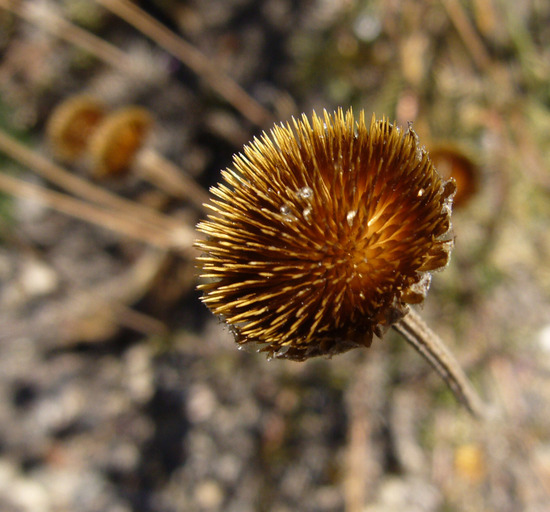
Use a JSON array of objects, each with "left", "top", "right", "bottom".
[
  {"left": 196, "top": 108, "right": 486, "bottom": 417},
  {"left": 46, "top": 94, "right": 106, "bottom": 163},
  {"left": 0, "top": 1, "right": 486, "bottom": 417},
  {"left": 429, "top": 144, "right": 479, "bottom": 208}
]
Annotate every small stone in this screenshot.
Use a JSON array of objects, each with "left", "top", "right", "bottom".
[{"left": 194, "top": 480, "right": 224, "bottom": 509}]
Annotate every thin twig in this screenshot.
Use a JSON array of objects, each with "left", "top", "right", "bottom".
[
  {"left": 393, "top": 307, "right": 487, "bottom": 418},
  {"left": 94, "top": 0, "right": 274, "bottom": 126}
]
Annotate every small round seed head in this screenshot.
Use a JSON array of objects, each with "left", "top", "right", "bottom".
[
  {"left": 430, "top": 144, "right": 479, "bottom": 208},
  {"left": 88, "top": 106, "right": 152, "bottom": 178},
  {"left": 46, "top": 95, "right": 105, "bottom": 162},
  {"left": 196, "top": 109, "right": 455, "bottom": 361}
]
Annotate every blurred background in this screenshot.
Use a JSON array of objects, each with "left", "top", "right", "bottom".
[{"left": 0, "top": 1, "right": 549, "bottom": 511}]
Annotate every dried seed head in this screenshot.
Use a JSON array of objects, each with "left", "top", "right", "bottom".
[
  {"left": 430, "top": 144, "right": 479, "bottom": 208},
  {"left": 196, "top": 109, "right": 455, "bottom": 361},
  {"left": 88, "top": 106, "right": 152, "bottom": 178},
  {"left": 46, "top": 95, "right": 105, "bottom": 162}
]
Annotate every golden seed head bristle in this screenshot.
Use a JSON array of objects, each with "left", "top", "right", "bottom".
[
  {"left": 196, "top": 108, "right": 456, "bottom": 361},
  {"left": 88, "top": 106, "right": 153, "bottom": 178},
  {"left": 430, "top": 144, "right": 479, "bottom": 208},
  {"left": 46, "top": 95, "right": 105, "bottom": 162}
]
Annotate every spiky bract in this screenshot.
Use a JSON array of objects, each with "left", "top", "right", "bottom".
[{"left": 196, "top": 108, "right": 455, "bottom": 361}]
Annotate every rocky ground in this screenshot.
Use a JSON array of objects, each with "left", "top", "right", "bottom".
[{"left": 1, "top": 1, "right": 550, "bottom": 511}]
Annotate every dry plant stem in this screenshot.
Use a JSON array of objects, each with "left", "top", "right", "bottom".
[
  {"left": 1, "top": 0, "right": 227, "bottom": 213},
  {"left": 136, "top": 149, "right": 210, "bottom": 213},
  {"left": 0, "top": 129, "right": 182, "bottom": 237},
  {"left": 0, "top": 172, "right": 173, "bottom": 249},
  {"left": 112, "top": 302, "right": 169, "bottom": 337},
  {"left": 94, "top": 0, "right": 274, "bottom": 127},
  {"left": 440, "top": 0, "right": 492, "bottom": 71},
  {"left": 0, "top": 0, "right": 133, "bottom": 72},
  {"left": 393, "top": 307, "right": 487, "bottom": 418}
]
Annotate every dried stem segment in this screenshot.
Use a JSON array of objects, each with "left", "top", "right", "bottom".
[
  {"left": 440, "top": 0, "right": 491, "bottom": 71},
  {"left": 136, "top": 149, "right": 211, "bottom": 213},
  {"left": 0, "top": 129, "right": 183, "bottom": 236},
  {"left": 393, "top": 307, "right": 486, "bottom": 418},
  {"left": 0, "top": 0, "right": 133, "bottom": 72},
  {"left": 94, "top": 0, "right": 274, "bottom": 126},
  {"left": 0, "top": 172, "right": 172, "bottom": 248}
]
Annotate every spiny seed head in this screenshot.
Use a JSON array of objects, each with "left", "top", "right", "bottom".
[{"left": 196, "top": 108, "right": 456, "bottom": 361}]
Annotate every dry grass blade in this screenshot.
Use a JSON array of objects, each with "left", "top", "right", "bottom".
[
  {"left": 1, "top": 1, "right": 217, "bottom": 214},
  {"left": 0, "top": 0, "right": 133, "bottom": 72},
  {"left": 81, "top": 105, "right": 210, "bottom": 212},
  {"left": 0, "top": 128, "right": 186, "bottom": 238},
  {"left": 0, "top": 171, "right": 174, "bottom": 248},
  {"left": 112, "top": 301, "right": 169, "bottom": 337},
  {"left": 94, "top": 0, "right": 274, "bottom": 126},
  {"left": 440, "top": 0, "right": 492, "bottom": 71},
  {"left": 136, "top": 148, "right": 211, "bottom": 213}
]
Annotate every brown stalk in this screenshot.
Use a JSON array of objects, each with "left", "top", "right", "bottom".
[
  {"left": 93, "top": 0, "right": 274, "bottom": 126},
  {"left": 0, "top": 129, "right": 186, "bottom": 239},
  {"left": 90, "top": 138, "right": 211, "bottom": 214},
  {"left": 1, "top": 1, "right": 216, "bottom": 213},
  {"left": 440, "top": 0, "right": 492, "bottom": 71},
  {"left": 81, "top": 105, "right": 210, "bottom": 213},
  {"left": 0, "top": 172, "right": 173, "bottom": 249},
  {"left": 135, "top": 148, "right": 211, "bottom": 213},
  {"left": 112, "top": 301, "right": 169, "bottom": 337},
  {"left": 196, "top": 108, "right": 488, "bottom": 417},
  {"left": 393, "top": 307, "right": 487, "bottom": 418}
]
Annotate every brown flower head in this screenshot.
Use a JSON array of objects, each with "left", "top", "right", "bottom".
[
  {"left": 196, "top": 109, "right": 455, "bottom": 361},
  {"left": 429, "top": 144, "right": 479, "bottom": 208},
  {"left": 88, "top": 106, "right": 152, "bottom": 178},
  {"left": 46, "top": 95, "right": 105, "bottom": 162}
]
